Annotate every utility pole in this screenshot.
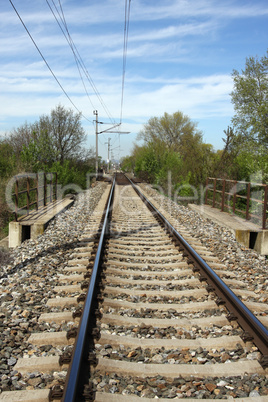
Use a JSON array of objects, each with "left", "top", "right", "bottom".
[
  {"left": 107, "top": 137, "right": 111, "bottom": 174},
  {"left": 93, "top": 113, "right": 130, "bottom": 176},
  {"left": 93, "top": 110, "right": 98, "bottom": 177}
]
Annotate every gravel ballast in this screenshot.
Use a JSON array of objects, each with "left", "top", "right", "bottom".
[{"left": 0, "top": 181, "right": 267, "bottom": 397}]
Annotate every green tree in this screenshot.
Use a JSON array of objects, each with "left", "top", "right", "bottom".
[
  {"left": 7, "top": 104, "right": 87, "bottom": 167},
  {"left": 155, "top": 149, "right": 183, "bottom": 193},
  {"left": 213, "top": 126, "right": 239, "bottom": 178},
  {"left": 134, "top": 143, "right": 159, "bottom": 182},
  {"left": 231, "top": 50, "right": 268, "bottom": 148},
  {"left": 232, "top": 142, "right": 268, "bottom": 182},
  {"left": 136, "top": 111, "right": 213, "bottom": 188},
  {"left": 138, "top": 111, "right": 202, "bottom": 152},
  {"left": 120, "top": 155, "right": 135, "bottom": 173},
  {"left": 20, "top": 129, "right": 57, "bottom": 171},
  {"left": 0, "top": 140, "right": 17, "bottom": 239},
  {"left": 0, "top": 140, "right": 16, "bottom": 177},
  {"left": 49, "top": 105, "right": 86, "bottom": 164},
  {"left": 5, "top": 122, "right": 34, "bottom": 158}
]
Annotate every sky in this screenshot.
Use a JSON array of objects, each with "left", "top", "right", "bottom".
[{"left": 1, "top": 0, "right": 268, "bottom": 162}]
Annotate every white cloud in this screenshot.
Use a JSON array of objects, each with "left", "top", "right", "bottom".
[
  {"left": 130, "top": 21, "right": 216, "bottom": 43},
  {"left": 1, "top": 0, "right": 267, "bottom": 156},
  {"left": 131, "top": 0, "right": 268, "bottom": 21}
]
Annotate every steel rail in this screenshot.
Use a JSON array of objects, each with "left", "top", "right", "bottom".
[
  {"left": 128, "top": 177, "right": 268, "bottom": 364},
  {"left": 62, "top": 177, "right": 115, "bottom": 402}
]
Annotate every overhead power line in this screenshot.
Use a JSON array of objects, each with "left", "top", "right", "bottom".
[
  {"left": 46, "top": 0, "right": 116, "bottom": 124},
  {"left": 46, "top": 0, "right": 95, "bottom": 111},
  {"left": 120, "top": 0, "right": 131, "bottom": 124},
  {"left": 8, "top": 0, "right": 92, "bottom": 123}
]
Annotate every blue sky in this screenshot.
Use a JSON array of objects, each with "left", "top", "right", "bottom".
[{"left": 1, "top": 0, "right": 268, "bottom": 161}]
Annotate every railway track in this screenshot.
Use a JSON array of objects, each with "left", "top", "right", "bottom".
[{"left": 0, "top": 173, "right": 267, "bottom": 401}]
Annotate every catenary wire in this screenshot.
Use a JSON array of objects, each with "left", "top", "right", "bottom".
[
  {"left": 56, "top": 0, "right": 115, "bottom": 124},
  {"left": 8, "top": 0, "right": 92, "bottom": 123},
  {"left": 10, "top": 0, "right": 130, "bottom": 156},
  {"left": 45, "top": 0, "right": 95, "bottom": 111},
  {"left": 120, "top": 0, "right": 131, "bottom": 124},
  {"left": 46, "top": 0, "right": 116, "bottom": 124}
]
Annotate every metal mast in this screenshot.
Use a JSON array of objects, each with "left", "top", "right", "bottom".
[{"left": 93, "top": 110, "right": 98, "bottom": 177}]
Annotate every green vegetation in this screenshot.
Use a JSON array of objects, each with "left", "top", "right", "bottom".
[
  {"left": 231, "top": 50, "right": 268, "bottom": 148},
  {"left": 0, "top": 104, "right": 95, "bottom": 239},
  {"left": 121, "top": 50, "right": 268, "bottom": 199}
]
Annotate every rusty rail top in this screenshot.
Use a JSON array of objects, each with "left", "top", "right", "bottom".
[
  {"left": 205, "top": 177, "right": 268, "bottom": 230},
  {"left": 12, "top": 172, "right": 58, "bottom": 221}
]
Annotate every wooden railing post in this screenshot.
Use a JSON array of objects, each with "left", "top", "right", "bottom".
[
  {"left": 232, "top": 181, "right": 237, "bottom": 214},
  {"left": 212, "top": 178, "right": 217, "bottom": 207},
  {"left": 205, "top": 177, "right": 209, "bottom": 204},
  {"left": 44, "top": 173, "right": 47, "bottom": 206},
  {"left": 50, "top": 173, "right": 52, "bottom": 203},
  {"left": 263, "top": 185, "right": 268, "bottom": 230},
  {"left": 27, "top": 176, "right": 30, "bottom": 216},
  {"left": 221, "top": 179, "right": 226, "bottom": 212},
  {"left": 55, "top": 172, "right": 58, "bottom": 200},
  {"left": 246, "top": 182, "right": 251, "bottom": 220},
  {"left": 15, "top": 177, "right": 18, "bottom": 221},
  {"left": 36, "top": 173, "right": 39, "bottom": 211},
  {"left": 12, "top": 171, "right": 58, "bottom": 220}
]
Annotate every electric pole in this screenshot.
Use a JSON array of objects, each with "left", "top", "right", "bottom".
[
  {"left": 107, "top": 137, "right": 111, "bottom": 174},
  {"left": 93, "top": 110, "right": 98, "bottom": 177},
  {"left": 93, "top": 111, "right": 130, "bottom": 177}
]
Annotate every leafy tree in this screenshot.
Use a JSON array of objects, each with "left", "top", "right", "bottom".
[
  {"left": 120, "top": 155, "right": 136, "bottom": 173},
  {"left": 134, "top": 143, "right": 159, "bottom": 182},
  {"left": 49, "top": 105, "right": 86, "bottom": 164},
  {"left": 48, "top": 161, "right": 83, "bottom": 189},
  {"left": 5, "top": 122, "right": 34, "bottom": 158},
  {"left": 155, "top": 149, "right": 183, "bottom": 193},
  {"left": 133, "top": 139, "right": 185, "bottom": 193},
  {"left": 6, "top": 104, "right": 87, "bottom": 167},
  {"left": 212, "top": 125, "right": 268, "bottom": 182},
  {"left": 0, "top": 140, "right": 17, "bottom": 239},
  {"left": 231, "top": 50, "right": 268, "bottom": 148},
  {"left": 233, "top": 142, "right": 268, "bottom": 182},
  {"left": 0, "top": 140, "right": 16, "bottom": 177},
  {"left": 138, "top": 111, "right": 202, "bottom": 152},
  {"left": 20, "top": 132, "right": 56, "bottom": 171},
  {"left": 136, "top": 111, "right": 213, "bottom": 188},
  {"left": 197, "top": 142, "right": 217, "bottom": 184},
  {"left": 213, "top": 126, "right": 239, "bottom": 178}
]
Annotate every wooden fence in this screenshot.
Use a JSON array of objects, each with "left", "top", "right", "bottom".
[
  {"left": 12, "top": 172, "right": 58, "bottom": 221},
  {"left": 205, "top": 177, "right": 268, "bottom": 230}
]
